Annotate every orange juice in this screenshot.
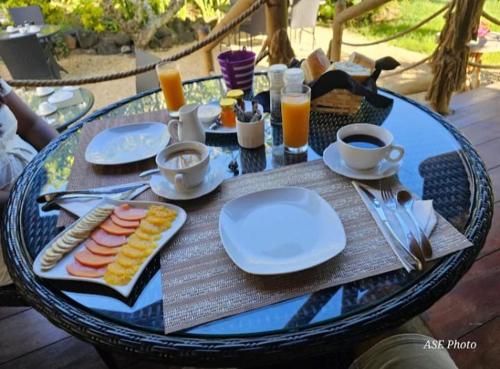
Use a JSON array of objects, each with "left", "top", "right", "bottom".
[
  {"left": 158, "top": 68, "right": 185, "bottom": 112},
  {"left": 281, "top": 94, "right": 310, "bottom": 149}
]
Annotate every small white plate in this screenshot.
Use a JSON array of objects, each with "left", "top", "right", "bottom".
[
  {"left": 36, "top": 87, "right": 55, "bottom": 97},
  {"left": 6, "top": 26, "right": 17, "bottom": 33},
  {"left": 198, "top": 103, "right": 221, "bottom": 124},
  {"left": 33, "top": 198, "right": 187, "bottom": 297},
  {"left": 219, "top": 187, "right": 346, "bottom": 275},
  {"left": 85, "top": 122, "right": 170, "bottom": 165},
  {"left": 323, "top": 142, "right": 401, "bottom": 180},
  {"left": 203, "top": 101, "right": 263, "bottom": 135},
  {"left": 150, "top": 166, "right": 225, "bottom": 200},
  {"left": 62, "top": 86, "right": 80, "bottom": 92},
  {"left": 38, "top": 103, "right": 57, "bottom": 116},
  {"left": 48, "top": 90, "right": 73, "bottom": 104}
]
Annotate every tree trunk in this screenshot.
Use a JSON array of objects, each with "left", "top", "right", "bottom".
[
  {"left": 135, "top": 0, "right": 184, "bottom": 49},
  {"left": 426, "top": 0, "right": 486, "bottom": 114},
  {"left": 265, "top": 0, "right": 292, "bottom": 65}
]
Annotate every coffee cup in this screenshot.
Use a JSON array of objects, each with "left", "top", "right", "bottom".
[
  {"left": 337, "top": 123, "right": 404, "bottom": 170},
  {"left": 156, "top": 141, "right": 209, "bottom": 192}
]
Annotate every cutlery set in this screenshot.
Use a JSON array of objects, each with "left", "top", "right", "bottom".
[{"left": 357, "top": 181, "right": 433, "bottom": 271}]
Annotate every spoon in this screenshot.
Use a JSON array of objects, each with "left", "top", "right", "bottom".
[{"left": 396, "top": 190, "right": 433, "bottom": 259}]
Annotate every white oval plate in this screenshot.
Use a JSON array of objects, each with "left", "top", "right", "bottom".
[
  {"left": 219, "top": 187, "right": 346, "bottom": 275},
  {"left": 323, "top": 142, "right": 401, "bottom": 180},
  {"left": 33, "top": 198, "right": 187, "bottom": 298},
  {"left": 85, "top": 122, "right": 170, "bottom": 165}
]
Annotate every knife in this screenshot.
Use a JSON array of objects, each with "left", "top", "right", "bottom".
[
  {"left": 357, "top": 184, "right": 423, "bottom": 271},
  {"left": 37, "top": 182, "right": 149, "bottom": 203}
]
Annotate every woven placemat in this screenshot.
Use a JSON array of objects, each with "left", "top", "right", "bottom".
[
  {"left": 159, "top": 160, "right": 472, "bottom": 333},
  {"left": 58, "top": 111, "right": 169, "bottom": 226}
]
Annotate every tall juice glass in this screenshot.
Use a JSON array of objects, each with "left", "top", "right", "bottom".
[
  {"left": 156, "top": 61, "right": 186, "bottom": 117},
  {"left": 281, "top": 85, "right": 311, "bottom": 154}
]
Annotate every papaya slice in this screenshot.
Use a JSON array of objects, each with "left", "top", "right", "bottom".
[
  {"left": 110, "top": 214, "right": 139, "bottom": 228},
  {"left": 100, "top": 219, "right": 136, "bottom": 236},
  {"left": 85, "top": 240, "right": 121, "bottom": 256},
  {"left": 91, "top": 229, "right": 127, "bottom": 247},
  {"left": 113, "top": 204, "right": 147, "bottom": 221},
  {"left": 75, "top": 249, "right": 115, "bottom": 268},
  {"left": 66, "top": 261, "right": 106, "bottom": 278}
]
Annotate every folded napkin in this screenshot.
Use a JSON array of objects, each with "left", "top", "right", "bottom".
[
  {"left": 55, "top": 182, "right": 150, "bottom": 218},
  {"left": 352, "top": 182, "right": 436, "bottom": 272}
]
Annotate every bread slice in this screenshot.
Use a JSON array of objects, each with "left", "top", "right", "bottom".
[
  {"left": 301, "top": 48, "right": 331, "bottom": 83},
  {"left": 328, "top": 61, "right": 372, "bottom": 82}
]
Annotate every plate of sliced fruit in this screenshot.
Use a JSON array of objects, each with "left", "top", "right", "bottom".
[{"left": 33, "top": 198, "right": 187, "bottom": 297}]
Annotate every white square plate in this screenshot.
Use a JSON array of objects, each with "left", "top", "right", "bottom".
[{"left": 219, "top": 187, "right": 346, "bottom": 275}]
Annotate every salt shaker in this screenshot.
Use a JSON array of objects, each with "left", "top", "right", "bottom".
[
  {"left": 284, "top": 68, "right": 305, "bottom": 93},
  {"left": 268, "top": 64, "right": 287, "bottom": 125}
]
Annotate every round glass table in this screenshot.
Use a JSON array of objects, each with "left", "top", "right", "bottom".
[
  {"left": 3, "top": 74, "right": 493, "bottom": 366},
  {"left": 16, "top": 87, "right": 94, "bottom": 131}
]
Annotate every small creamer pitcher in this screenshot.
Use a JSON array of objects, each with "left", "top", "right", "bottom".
[{"left": 167, "top": 103, "right": 206, "bottom": 144}]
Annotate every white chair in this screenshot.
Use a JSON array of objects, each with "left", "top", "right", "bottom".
[{"left": 290, "top": 0, "right": 322, "bottom": 50}]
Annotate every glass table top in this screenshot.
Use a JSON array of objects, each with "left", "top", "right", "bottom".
[
  {"left": 19, "top": 74, "right": 473, "bottom": 337},
  {"left": 0, "top": 24, "right": 60, "bottom": 40},
  {"left": 16, "top": 87, "right": 94, "bottom": 131}
]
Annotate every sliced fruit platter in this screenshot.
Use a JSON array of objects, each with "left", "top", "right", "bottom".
[{"left": 33, "top": 199, "right": 187, "bottom": 297}]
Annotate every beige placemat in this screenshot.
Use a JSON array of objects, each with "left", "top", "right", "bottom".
[
  {"left": 159, "top": 160, "right": 472, "bottom": 333},
  {"left": 58, "top": 111, "right": 169, "bottom": 226}
]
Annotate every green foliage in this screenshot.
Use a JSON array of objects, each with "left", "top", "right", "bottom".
[
  {"left": 351, "top": 0, "right": 500, "bottom": 65},
  {"left": 1, "top": 0, "right": 232, "bottom": 33}
]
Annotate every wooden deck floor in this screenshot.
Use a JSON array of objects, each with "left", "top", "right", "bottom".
[{"left": 1, "top": 83, "right": 499, "bottom": 369}]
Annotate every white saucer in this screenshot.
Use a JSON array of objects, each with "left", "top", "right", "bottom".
[
  {"left": 150, "top": 166, "right": 225, "bottom": 200},
  {"left": 36, "top": 87, "right": 55, "bottom": 97},
  {"left": 323, "top": 142, "right": 401, "bottom": 180},
  {"left": 38, "top": 103, "right": 57, "bottom": 116}
]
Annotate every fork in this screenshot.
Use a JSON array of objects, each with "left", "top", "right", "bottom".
[{"left": 380, "top": 181, "right": 425, "bottom": 269}]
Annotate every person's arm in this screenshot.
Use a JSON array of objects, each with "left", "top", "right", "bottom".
[{"left": 3, "top": 90, "right": 58, "bottom": 150}]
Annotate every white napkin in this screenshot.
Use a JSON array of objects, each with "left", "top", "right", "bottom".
[
  {"left": 54, "top": 183, "right": 150, "bottom": 218},
  {"left": 352, "top": 182, "right": 437, "bottom": 272}
]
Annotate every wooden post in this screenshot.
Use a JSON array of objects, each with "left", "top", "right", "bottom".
[
  {"left": 427, "top": 0, "right": 487, "bottom": 113},
  {"left": 265, "top": 0, "right": 290, "bottom": 65},
  {"left": 331, "top": 0, "right": 346, "bottom": 61},
  {"left": 330, "top": 0, "right": 392, "bottom": 61},
  {"left": 199, "top": 0, "right": 257, "bottom": 74}
]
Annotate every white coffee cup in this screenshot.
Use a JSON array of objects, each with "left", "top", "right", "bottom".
[
  {"left": 337, "top": 123, "right": 404, "bottom": 170},
  {"left": 156, "top": 141, "right": 209, "bottom": 192}
]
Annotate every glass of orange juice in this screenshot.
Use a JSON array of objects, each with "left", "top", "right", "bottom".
[
  {"left": 156, "top": 61, "right": 186, "bottom": 117},
  {"left": 281, "top": 85, "right": 311, "bottom": 154}
]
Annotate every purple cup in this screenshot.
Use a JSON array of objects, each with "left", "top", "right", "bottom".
[{"left": 217, "top": 49, "right": 256, "bottom": 92}]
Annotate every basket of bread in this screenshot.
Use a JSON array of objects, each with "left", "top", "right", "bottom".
[
  {"left": 297, "top": 49, "right": 399, "bottom": 153},
  {"left": 302, "top": 50, "right": 375, "bottom": 114}
]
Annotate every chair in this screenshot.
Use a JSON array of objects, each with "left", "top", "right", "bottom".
[
  {"left": 238, "top": 5, "right": 267, "bottom": 48},
  {"left": 0, "top": 33, "right": 60, "bottom": 79},
  {"left": 135, "top": 49, "right": 160, "bottom": 93},
  {"left": 289, "top": 0, "right": 321, "bottom": 50},
  {"left": 8, "top": 5, "right": 44, "bottom": 26}
]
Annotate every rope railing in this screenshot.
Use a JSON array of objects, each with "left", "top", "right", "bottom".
[
  {"left": 467, "top": 61, "right": 500, "bottom": 69},
  {"left": 482, "top": 11, "right": 500, "bottom": 26},
  {"left": 379, "top": 55, "right": 432, "bottom": 78},
  {"left": 341, "top": 3, "right": 450, "bottom": 47},
  {"left": 7, "top": 0, "right": 267, "bottom": 87}
]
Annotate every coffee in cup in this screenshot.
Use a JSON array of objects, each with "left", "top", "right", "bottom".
[
  {"left": 336, "top": 123, "right": 404, "bottom": 170},
  {"left": 156, "top": 141, "right": 209, "bottom": 192}
]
